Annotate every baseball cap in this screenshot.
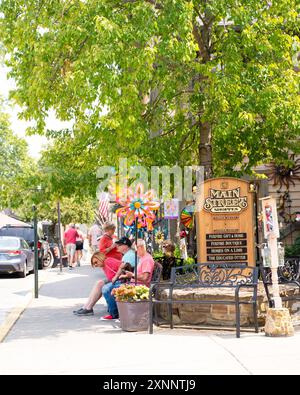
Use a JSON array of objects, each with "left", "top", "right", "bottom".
[{"left": 115, "top": 237, "right": 132, "bottom": 248}]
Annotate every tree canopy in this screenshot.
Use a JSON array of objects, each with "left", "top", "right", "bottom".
[
  {"left": 0, "top": 0, "right": 299, "bottom": 184},
  {"left": 0, "top": 102, "right": 36, "bottom": 210}
]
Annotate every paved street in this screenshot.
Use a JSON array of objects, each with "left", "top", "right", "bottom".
[
  {"left": 0, "top": 262, "right": 300, "bottom": 375},
  {"left": 0, "top": 270, "right": 47, "bottom": 328}
]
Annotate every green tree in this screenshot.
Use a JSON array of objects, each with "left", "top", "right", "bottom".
[
  {"left": 0, "top": 103, "right": 36, "bottom": 210},
  {"left": 0, "top": 0, "right": 299, "bottom": 179}
]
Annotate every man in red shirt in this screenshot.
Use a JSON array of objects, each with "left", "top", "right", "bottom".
[
  {"left": 63, "top": 223, "right": 80, "bottom": 269},
  {"left": 98, "top": 222, "right": 122, "bottom": 261}
]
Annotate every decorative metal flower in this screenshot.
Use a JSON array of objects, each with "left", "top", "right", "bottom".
[
  {"left": 116, "top": 183, "right": 160, "bottom": 230},
  {"left": 267, "top": 155, "right": 300, "bottom": 190}
]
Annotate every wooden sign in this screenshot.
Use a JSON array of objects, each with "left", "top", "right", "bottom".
[{"left": 196, "top": 178, "right": 255, "bottom": 267}]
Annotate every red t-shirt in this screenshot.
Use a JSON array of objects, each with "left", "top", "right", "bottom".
[
  {"left": 64, "top": 228, "right": 79, "bottom": 245},
  {"left": 99, "top": 234, "right": 122, "bottom": 260},
  {"left": 103, "top": 257, "right": 122, "bottom": 281}
]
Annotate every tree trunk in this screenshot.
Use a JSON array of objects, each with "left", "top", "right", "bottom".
[
  {"left": 199, "top": 121, "right": 213, "bottom": 179},
  {"left": 192, "top": 9, "right": 213, "bottom": 179}
]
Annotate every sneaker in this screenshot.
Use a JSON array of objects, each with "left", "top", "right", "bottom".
[
  {"left": 99, "top": 315, "right": 118, "bottom": 321},
  {"left": 68, "top": 266, "right": 73, "bottom": 270},
  {"left": 75, "top": 308, "right": 94, "bottom": 316},
  {"left": 73, "top": 308, "right": 84, "bottom": 315}
]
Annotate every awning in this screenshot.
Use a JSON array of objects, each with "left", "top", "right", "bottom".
[{"left": 0, "top": 213, "right": 30, "bottom": 228}]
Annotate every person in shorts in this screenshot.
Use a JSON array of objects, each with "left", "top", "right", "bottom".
[
  {"left": 75, "top": 224, "right": 84, "bottom": 267},
  {"left": 63, "top": 223, "right": 79, "bottom": 269}
]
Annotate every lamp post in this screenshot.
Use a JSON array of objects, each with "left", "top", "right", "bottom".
[
  {"left": 32, "top": 204, "right": 39, "bottom": 298},
  {"left": 57, "top": 200, "right": 63, "bottom": 274},
  {"left": 30, "top": 185, "right": 42, "bottom": 299}
]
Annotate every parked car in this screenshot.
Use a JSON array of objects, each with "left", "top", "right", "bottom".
[
  {"left": 0, "top": 236, "right": 34, "bottom": 277},
  {"left": 0, "top": 225, "right": 53, "bottom": 269}
]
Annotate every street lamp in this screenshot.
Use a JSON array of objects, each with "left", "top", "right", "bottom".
[
  {"left": 30, "top": 185, "right": 42, "bottom": 298},
  {"left": 32, "top": 204, "right": 39, "bottom": 298},
  {"left": 57, "top": 200, "right": 63, "bottom": 274}
]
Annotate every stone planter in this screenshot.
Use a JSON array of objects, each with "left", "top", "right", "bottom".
[
  {"left": 157, "top": 282, "right": 300, "bottom": 327},
  {"left": 117, "top": 301, "right": 149, "bottom": 332}
]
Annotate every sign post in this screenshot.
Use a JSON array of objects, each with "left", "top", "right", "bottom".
[
  {"left": 260, "top": 197, "right": 281, "bottom": 308},
  {"left": 260, "top": 196, "right": 294, "bottom": 336}
]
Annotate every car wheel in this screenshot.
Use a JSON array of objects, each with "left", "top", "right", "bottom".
[
  {"left": 19, "top": 262, "right": 27, "bottom": 278},
  {"left": 43, "top": 250, "right": 54, "bottom": 268}
]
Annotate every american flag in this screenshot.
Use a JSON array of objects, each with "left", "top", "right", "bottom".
[{"left": 98, "top": 192, "right": 110, "bottom": 222}]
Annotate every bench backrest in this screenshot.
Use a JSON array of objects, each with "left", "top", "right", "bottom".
[
  {"left": 155, "top": 256, "right": 184, "bottom": 280},
  {"left": 170, "top": 263, "right": 258, "bottom": 288}
]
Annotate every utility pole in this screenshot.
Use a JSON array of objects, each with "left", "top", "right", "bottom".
[{"left": 57, "top": 200, "right": 63, "bottom": 273}]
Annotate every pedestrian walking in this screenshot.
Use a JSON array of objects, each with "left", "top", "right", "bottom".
[
  {"left": 63, "top": 223, "right": 80, "bottom": 269},
  {"left": 75, "top": 224, "right": 84, "bottom": 267}
]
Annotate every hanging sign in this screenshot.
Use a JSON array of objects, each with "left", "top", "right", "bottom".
[{"left": 261, "top": 196, "right": 280, "bottom": 239}]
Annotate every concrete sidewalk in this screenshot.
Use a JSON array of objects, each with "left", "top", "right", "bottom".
[{"left": 0, "top": 263, "right": 300, "bottom": 375}]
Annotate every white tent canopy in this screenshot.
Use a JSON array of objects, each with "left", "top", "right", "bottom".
[{"left": 0, "top": 213, "right": 30, "bottom": 228}]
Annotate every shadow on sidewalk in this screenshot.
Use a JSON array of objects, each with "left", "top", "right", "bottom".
[
  {"left": 4, "top": 304, "right": 123, "bottom": 342},
  {"left": 39, "top": 266, "right": 106, "bottom": 300}
]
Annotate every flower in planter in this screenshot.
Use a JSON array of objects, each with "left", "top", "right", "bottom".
[{"left": 112, "top": 284, "right": 149, "bottom": 302}]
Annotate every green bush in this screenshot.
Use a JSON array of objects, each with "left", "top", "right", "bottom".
[
  {"left": 153, "top": 250, "right": 164, "bottom": 260},
  {"left": 285, "top": 236, "right": 300, "bottom": 257},
  {"left": 183, "top": 256, "right": 195, "bottom": 265}
]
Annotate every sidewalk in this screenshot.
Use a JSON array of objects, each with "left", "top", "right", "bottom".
[{"left": 0, "top": 262, "right": 300, "bottom": 375}]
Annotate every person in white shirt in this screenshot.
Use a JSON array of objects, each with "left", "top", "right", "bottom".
[{"left": 88, "top": 223, "right": 102, "bottom": 253}]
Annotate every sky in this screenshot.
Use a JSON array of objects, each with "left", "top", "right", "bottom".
[{"left": 0, "top": 65, "right": 73, "bottom": 159}]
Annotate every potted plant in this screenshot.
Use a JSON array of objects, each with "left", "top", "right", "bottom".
[{"left": 112, "top": 284, "right": 150, "bottom": 332}]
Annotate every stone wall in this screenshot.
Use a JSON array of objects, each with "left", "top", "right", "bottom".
[{"left": 157, "top": 282, "right": 300, "bottom": 327}]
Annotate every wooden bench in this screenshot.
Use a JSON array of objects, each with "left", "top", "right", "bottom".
[{"left": 149, "top": 263, "right": 259, "bottom": 338}]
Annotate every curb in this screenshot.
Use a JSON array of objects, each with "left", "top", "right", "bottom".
[
  {"left": 0, "top": 274, "right": 48, "bottom": 344},
  {"left": 0, "top": 291, "right": 32, "bottom": 343}
]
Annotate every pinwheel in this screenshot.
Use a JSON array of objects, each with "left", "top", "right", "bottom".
[
  {"left": 116, "top": 183, "right": 160, "bottom": 284},
  {"left": 115, "top": 183, "right": 160, "bottom": 230},
  {"left": 180, "top": 205, "right": 195, "bottom": 229}
]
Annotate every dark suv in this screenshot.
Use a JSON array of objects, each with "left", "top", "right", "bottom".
[{"left": 0, "top": 225, "right": 52, "bottom": 269}]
